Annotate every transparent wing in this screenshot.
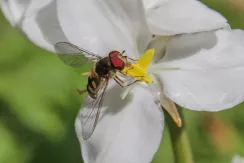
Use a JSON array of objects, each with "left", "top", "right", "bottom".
[
  {"left": 54, "top": 42, "right": 102, "bottom": 68},
  {"left": 78, "top": 80, "right": 109, "bottom": 140}
]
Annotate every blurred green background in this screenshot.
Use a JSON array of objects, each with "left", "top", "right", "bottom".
[{"left": 0, "top": 1, "right": 244, "bottom": 163}]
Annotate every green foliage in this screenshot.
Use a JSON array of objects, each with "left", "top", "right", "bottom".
[
  {"left": 0, "top": 1, "right": 244, "bottom": 163},
  {"left": 0, "top": 12, "right": 86, "bottom": 163}
]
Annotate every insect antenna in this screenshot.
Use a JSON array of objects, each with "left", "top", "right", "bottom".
[{"left": 121, "top": 50, "right": 126, "bottom": 55}]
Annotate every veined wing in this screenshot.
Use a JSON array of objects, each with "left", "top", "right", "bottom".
[
  {"left": 54, "top": 42, "right": 102, "bottom": 68},
  {"left": 78, "top": 79, "right": 109, "bottom": 140}
]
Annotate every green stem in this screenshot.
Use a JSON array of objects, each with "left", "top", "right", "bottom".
[{"left": 164, "top": 105, "right": 194, "bottom": 163}]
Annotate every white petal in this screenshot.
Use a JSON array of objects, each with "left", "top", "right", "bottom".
[
  {"left": 75, "top": 82, "right": 164, "bottom": 163},
  {"left": 143, "top": 0, "right": 168, "bottom": 12},
  {"left": 0, "top": 0, "right": 68, "bottom": 52},
  {"left": 147, "top": 36, "right": 170, "bottom": 62},
  {"left": 57, "top": 0, "right": 152, "bottom": 58},
  {"left": 231, "top": 155, "right": 244, "bottom": 163},
  {"left": 1, "top": 0, "right": 30, "bottom": 25},
  {"left": 145, "top": 0, "right": 228, "bottom": 35},
  {"left": 155, "top": 29, "right": 244, "bottom": 111}
]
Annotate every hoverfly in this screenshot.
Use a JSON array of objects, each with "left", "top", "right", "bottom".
[{"left": 54, "top": 42, "right": 153, "bottom": 140}]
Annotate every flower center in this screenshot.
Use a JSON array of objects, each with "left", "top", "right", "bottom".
[
  {"left": 120, "top": 48, "right": 181, "bottom": 100},
  {"left": 121, "top": 49, "right": 155, "bottom": 84}
]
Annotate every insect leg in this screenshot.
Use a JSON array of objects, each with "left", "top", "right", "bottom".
[
  {"left": 124, "top": 66, "right": 134, "bottom": 75},
  {"left": 81, "top": 72, "right": 91, "bottom": 76},
  {"left": 114, "top": 75, "right": 140, "bottom": 87},
  {"left": 122, "top": 76, "right": 137, "bottom": 83},
  {"left": 113, "top": 76, "right": 125, "bottom": 88},
  {"left": 77, "top": 88, "right": 87, "bottom": 95},
  {"left": 114, "top": 75, "right": 124, "bottom": 83},
  {"left": 123, "top": 80, "right": 139, "bottom": 86},
  {"left": 118, "top": 71, "right": 127, "bottom": 76}
]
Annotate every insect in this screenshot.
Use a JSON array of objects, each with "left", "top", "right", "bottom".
[{"left": 54, "top": 42, "right": 154, "bottom": 140}]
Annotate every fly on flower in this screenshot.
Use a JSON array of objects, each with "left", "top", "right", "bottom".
[{"left": 54, "top": 42, "right": 154, "bottom": 140}]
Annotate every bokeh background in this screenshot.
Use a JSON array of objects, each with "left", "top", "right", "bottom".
[{"left": 0, "top": 1, "right": 244, "bottom": 163}]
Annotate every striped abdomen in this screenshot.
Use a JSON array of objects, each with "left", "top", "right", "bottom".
[{"left": 87, "top": 76, "right": 102, "bottom": 99}]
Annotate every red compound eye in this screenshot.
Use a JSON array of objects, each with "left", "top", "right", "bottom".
[{"left": 109, "top": 51, "right": 125, "bottom": 70}]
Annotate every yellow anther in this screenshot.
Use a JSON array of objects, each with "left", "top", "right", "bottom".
[{"left": 122, "top": 49, "right": 154, "bottom": 84}]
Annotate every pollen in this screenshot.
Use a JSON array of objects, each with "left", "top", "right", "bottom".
[{"left": 122, "top": 49, "right": 154, "bottom": 84}]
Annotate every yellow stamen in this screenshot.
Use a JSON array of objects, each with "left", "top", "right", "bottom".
[{"left": 122, "top": 49, "right": 154, "bottom": 84}]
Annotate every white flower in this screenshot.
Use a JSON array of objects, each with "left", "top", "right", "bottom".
[
  {"left": 1, "top": 0, "right": 244, "bottom": 163},
  {"left": 232, "top": 155, "right": 244, "bottom": 163}
]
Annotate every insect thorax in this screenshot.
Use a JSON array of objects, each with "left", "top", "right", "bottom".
[{"left": 95, "top": 57, "right": 112, "bottom": 77}]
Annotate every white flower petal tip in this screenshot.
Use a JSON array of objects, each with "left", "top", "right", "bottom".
[
  {"left": 144, "top": 0, "right": 228, "bottom": 35},
  {"left": 0, "top": 0, "right": 68, "bottom": 52},
  {"left": 76, "top": 84, "right": 164, "bottom": 163},
  {"left": 162, "top": 103, "right": 182, "bottom": 128},
  {"left": 157, "top": 29, "right": 244, "bottom": 111},
  {"left": 149, "top": 78, "right": 182, "bottom": 127}
]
